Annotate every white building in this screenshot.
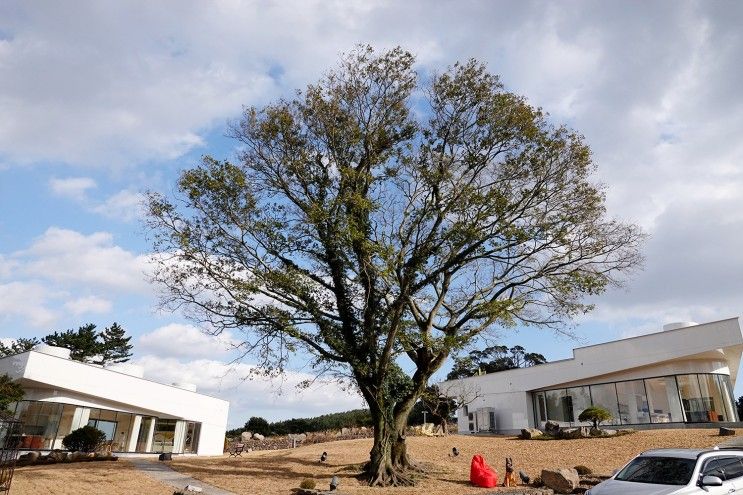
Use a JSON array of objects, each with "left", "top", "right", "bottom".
[
  {"left": 442, "top": 318, "right": 743, "bottom": 435},
  {"left": 0, "top": 345, "right": 229, "bottom": 455}
]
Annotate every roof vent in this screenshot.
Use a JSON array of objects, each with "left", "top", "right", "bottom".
[
  {"left": 172, "top": 382, "right": 197, "bottom": 392},
  {"left": 663, "top": 321, "right": 699, "bottom": 332},
  {"left": 104, "top": 363, "right": 145, "bottom": 378},
  {"left": 34, "top": 344, "right": 71, "bottom": 359}
]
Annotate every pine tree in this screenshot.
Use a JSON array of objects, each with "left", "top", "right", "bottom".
[
  {"left": 0, "top": 337, "right": 41, "bottom": 357},
  {"left": 43, "top": 324, "right": 102, "bottom": 363},
  {"left": 99, "top": 322, "right": 133, "bottom": 364},
  {"left": 0, "top": 373, "right": 24, "bottom": 412}
]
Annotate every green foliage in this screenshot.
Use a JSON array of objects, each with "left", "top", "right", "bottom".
[
  {"left": 246, "top": 416, "right": 271, "bottom": 437},
  {"left": 447, "top": 345, "right": 547, "bottom": 380},
  {"left": 0, "top": 337, "right": 41, "bottom": 357},
  {"left": 99, "top": 322, "right": 133, "bottom": 364},
  {"left": 299, "top": 479, "right": 317, "bottom": 489},
  {"left": 737, "top": 396, "right": 743, "bottom": 421},
  {"left": 145, "top": 45, "right": 644, "bottom": 481},
  {"left": 43, "top": 324, "right": 102, "bottom": 362},
  {"left": 62, "top": 425, "right": 106, "bottom": 452},
  {"left": 227, "top": 409, "right": 374, "bottom": 437},
  {"left": 574, "top": 465, "right": 592, "bottom": 475},
  {"left": 578, "top": 406, "right": 613, "bottom": 428},
  {"left": 0, "top": 373, "right": 24, "bottom": 413}
]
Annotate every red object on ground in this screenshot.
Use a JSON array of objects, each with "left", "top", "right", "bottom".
[{"left": 470, "top": 454, "right": 499, "bottom": 488}]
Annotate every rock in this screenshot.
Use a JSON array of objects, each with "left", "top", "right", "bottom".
[
  {"left": 241, "top": 431, "right": 252, "bottom": 442},
  {"left": 183, "top": 485, "right": 203, "bottom": 492},
  {"left": 544, "top": 420, "right": 561, "bottom": 436},
  {"left": 253, "top": 433, "right": 265, "bottom": 441},
  {"left": 340, "top": 427, "right": 349, "bottom": 435},
  {"left": 720, "top": 427, "right": 736, "bottom": 436},
  {"left": 521, "top": 428, "right": 544, "bottom": 439},
  {"left": 560, "top": 427, "right": 589, "bottom": 439},
  {"left": 27, "top": 451, "right": 40, "bottom": 462},
  {"left": 541, "top": 468, "right": 580, "bottom": 494}
]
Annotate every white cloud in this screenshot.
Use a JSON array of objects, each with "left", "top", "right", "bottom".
[
  {"left": 22, "top": 227, "right": 151, "bottom": 293},
  {"left": 92, "top": 190, "right": 145, "bottom": 222},
  {"left": 64, "top": 295, "right": 112, "bottom": 315},
  {"left": 133, "top": 355, "right": 365, "bottom": 426},
  {"left": 48, "top": 177, "right": 97, "bottom": 200},
  {"left": 137, "top": 323, "right": 237, "bottom": 360},
  {"left": 0, "top": 281, "right": 57, "bottom": 328}
]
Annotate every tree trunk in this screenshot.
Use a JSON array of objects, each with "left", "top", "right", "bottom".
[{"left": 365, "top": 406, "right": 415, "bottom": 486}]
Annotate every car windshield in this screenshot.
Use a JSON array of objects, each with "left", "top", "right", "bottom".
[{"left": 614, "top": 456, "right": 696, "bottom": 486}]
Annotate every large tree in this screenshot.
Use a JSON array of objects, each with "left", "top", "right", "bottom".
[{"left": 146, "top": 46, "right": 643, "bottom": 486}]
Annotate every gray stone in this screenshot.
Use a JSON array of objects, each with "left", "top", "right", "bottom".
[
  {"left": 720, "top": 427, "right": 736, "bottom": 436},
  {"left": 340, "top": 427, "right": 350, "bottom": 435},
  {"left": 544, "top": 420, "right": 561, "bottom": 436},
  {"left": 521, "top": 428, "right": 544, "bottom": 439},
  {"left": 184, "top": 485, "right": 203, "bottom": 492},
  {"left": 541, "top": 468, "right": 580, "bottom": 494},
  {"left": 560, "top": 427, "right": 589, "bottom": 439},
  {"left": 252, "top": 433, "right": 265, "bottom": 441},
  {"left": 240, "top": 431, "right": 252, "bottom": 442},
  {"left": 27, "top": 451, "right": 41, "bottom": 461}
]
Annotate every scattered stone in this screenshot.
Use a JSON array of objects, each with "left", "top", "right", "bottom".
[
  {"left": 241, "top": 431, "right": 252, "bottom": 442},
  {"left": 253, "top": 433, "right": 265, "bottom": 441},
  {"left": 544, "top": 420, "right": 561, "bottom": 436},
  {"left": 340, "top": 428, "right": 349, "bottom": 435},
  {"left": 27, "top": 451, "right": 40, "bottom": 462},
  {"left": 560, "top": 427, "right": 589, "bottom": 439},
  {"left": 521, "top": 428, "right": 544, "bottom": 439},
  {"left": 183, "top": 485, "right": 203, "bottom": 492},
  {"left": 541, "top": 468, "right": 580, "bottom": 494},
  {"left": 720, "top": 427, "right": 736, "bottom": 436}
]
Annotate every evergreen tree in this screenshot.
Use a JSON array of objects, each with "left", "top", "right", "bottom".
[
  {"left": 0, "top": 373, "right": 24, "bottom": 413},
  {"left": 43, "top": 324, "right": 102, "bottom": 363},
  {"left": 0, "top": 337, "right": 41, "bottom": 357},
  {"left": 98, "top": 322, "right": 133, "bottom": 364}
]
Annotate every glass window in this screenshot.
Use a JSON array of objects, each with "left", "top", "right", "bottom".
[
  {"left": 717, "top": 375, "right": 738, "bottom": 422},
  {"left": 615, "top": 456, "right": 696, "bottom": 485},
  {"left": 678, "top": 374, "right": 708, "bottom": 422},
  {"left": 616, "top": 380, "right": 650, "bottom": 424},
  {"left": 698, "top": 374, "right": 727, "bottom": 422},
  {"left": 645, "top": 377, "right": 683, "bottom": 423},
  {"left": 88, "top": 419, "right": 117, "bottom": 441},
  {"left": 544, "top": 389, "right": 569, "bottom": 423},
  {"left": 15, "top": 401, "right": 63, "bottom": 449},
  {"left": 588, "top": 383, "right": 620, "bottom": 425},
  {"left": 566, "top": 386, "right": 591, "bottom": 424},
  {"left": 136, "top": 417, "right": 155, "bottom": 452},
  {"left": 536, "top": 392, "right": 547, "bottom": 422},
  {"left": 153, "top": 419, "right": 177, "bottom": 453},
  {"left": 184, "top": 422, "right": 201, "bottom": 454},
  {"left": 703, "top": 456, "right": 743, "bottom": 480}
]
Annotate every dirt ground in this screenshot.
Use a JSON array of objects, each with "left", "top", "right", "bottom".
[
  {"left": 9, "top": 429, "right": 735, "bottom": 495},
  {"left": 12, "top": 460, "right": 173, "bottom": 494},
  {"left": 169, "top": 428, "right": 734, "bottom": 495}
]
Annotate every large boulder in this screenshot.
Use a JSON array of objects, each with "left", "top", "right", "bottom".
[
  {"left": 560, "top": 427, "right": 590, "bottom": 439},
  {"left": 720, "top": 427, "right": 736, "bottom": 436},
  {"left": 544, "top": 420, "right": 561, "bottom": 436},
  {"left": 241, "top": 431, "right": 252, "bottom": 442},
  {"left": 520, "top": 428, "right": 544, "bottom": 439},
  {"left": 253, "top": 433, "right": 265, "bottom": 441},
  {"left": 541, "top": 468, "right": 580, "bottom": 494}
]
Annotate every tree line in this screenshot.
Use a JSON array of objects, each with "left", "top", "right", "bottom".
[
  {"left": 446, "top": 345, "right": 547, "bottom": 380},
  {"left": 228, "top": 409, "right": 374, "bottom": 437},
  {"left": 0, "top": 322, "right": 133, "bottom": 365}
]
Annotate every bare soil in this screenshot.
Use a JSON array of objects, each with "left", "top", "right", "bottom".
[
  {"left": 10, "top": 429, "right": 735, "bottom": 494},
  {"left": 169, "top": 428, "right": 735, "bottom": 495}
]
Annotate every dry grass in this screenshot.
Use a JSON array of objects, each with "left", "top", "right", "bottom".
[
  {"left": 169, "top": 428, "right": 736, "bottom": 495},
  {"left": 12, "top": 460, "right": 174, "bottom": 495}
]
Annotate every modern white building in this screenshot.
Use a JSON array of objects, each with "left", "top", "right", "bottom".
[
  {"left": 0, "top": 345, "right": 229, "bottom": 455},
  {"left": 442, "top": 318, "right": 743, "bottom": 435}
]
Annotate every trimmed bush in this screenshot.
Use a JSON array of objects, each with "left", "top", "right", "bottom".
[
  {"left": 578, "top": 406, "right": 613, "bottom": 429},
  {"left": 299, "top": 479, "right": 317, "bottom": 489},
  {"left": 62, "top": 425, "right": 106, "bottom": 452}
]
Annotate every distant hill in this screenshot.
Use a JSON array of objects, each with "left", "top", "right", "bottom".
[{"left": 227, "top": 409, "right": 372, "bottom": 437}]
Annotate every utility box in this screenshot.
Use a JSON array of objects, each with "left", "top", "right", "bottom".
[{"left": 475, "top": 408, "right": 496, "bottom": 432}]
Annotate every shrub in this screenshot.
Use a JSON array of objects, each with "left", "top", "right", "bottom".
[
  {"left": 62, "top": 425, "right": 106, "bottom": 452},
  {"left": 299, "top": 479, "right": 316, "bottom": 489},
  {"left": 574, "top": 465, "right": 592, "bottom": 475},
  {"left": 578, "top": 406, "right": 613, "bottom": 429}
]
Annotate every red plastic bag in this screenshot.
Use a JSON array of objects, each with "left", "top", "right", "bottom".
[{"left": 470, "top": 454, "right": 499, "bottom": 488}]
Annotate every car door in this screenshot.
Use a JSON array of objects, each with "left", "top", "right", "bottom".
[{"left": 701, "top": 456, "right": 743, "bottom": 494}]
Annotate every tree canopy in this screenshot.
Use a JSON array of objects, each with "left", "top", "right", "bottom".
[
  {"left": 146, "top": 46, "right": 643, "bottom": 485},
  {"left": 446, "top": 344, "right": 547, "bottom": 380},
  {"left": 0, "top": 373, "right": 24, "bottom": 413},
  {"left": 1, "top": 322, "right": 133, "bottom": 365}
]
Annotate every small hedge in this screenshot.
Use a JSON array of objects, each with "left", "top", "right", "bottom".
[{"left": 62, "top": 425, "right": 107, "bottom": 452}]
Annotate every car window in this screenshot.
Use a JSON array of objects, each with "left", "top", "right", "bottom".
[
  {"left": 615, "top": 456, "right": 696, "bottom": 485},
  {"left": 703, "top": 456, "right": 743, "bottom": 481}
]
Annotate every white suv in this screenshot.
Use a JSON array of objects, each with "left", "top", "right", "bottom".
[{"left": 586, "top": 447, "right": 743, "bottom": 495}]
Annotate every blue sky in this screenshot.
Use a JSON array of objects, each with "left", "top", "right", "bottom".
[{"left": 1, "top": 1, "right": 743, "bottom": 427}]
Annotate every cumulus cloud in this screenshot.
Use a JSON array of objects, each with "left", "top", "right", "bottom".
[
  {"left": 92, "top": 190, "right": 145, "bottom": 222},
  {"left": 64, "top": 295, "right": 113, "bottom": 315},
  {"left": 0, "top": 281, "right": 57, "bottom": 328},
  {"left": 133, "top": 355, "right": 364, "bottom": 426},
  {"left": 137, "top": 323, "right": 238, "bottom": 360},
  {"left": 49, "top": 177, "right": 97, "bottom": 200}
]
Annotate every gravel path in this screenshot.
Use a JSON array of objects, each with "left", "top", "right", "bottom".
[{"left": 128, "top": 458, "right": 238, "bottom": 495}]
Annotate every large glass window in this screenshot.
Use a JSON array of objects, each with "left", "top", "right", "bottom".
[
  {"left": 678, "top": 374, "right": 708, "bottom": 422},
  {"left": 698, "top": 374, "right": 727, "bottom": 422},
  {"left": 717, "top": 375, "right": 738, "bottom": 422},
  {"left": 153, "top": 419, "right": 177, "bottom": 453},
  {"left": 183, "top": 422, "right": 201, "bottom": 454},
  {"left": 15, "top": 401, "right": 63, "bottom": 449},
  {"left": 566, "top": 387, "right": 592, "bottom": 423},
  {"left": 587, "top": 383, "right": 621, "bottom": 425},
  {"left": 544, "top": 389, "right": 569, "bottom": 423},
  {"left": 616, "top": 380, "right": 650, "bottom": 424},
  {"left": 645, "top": 377, "right": 683, "bottom": 423}
]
